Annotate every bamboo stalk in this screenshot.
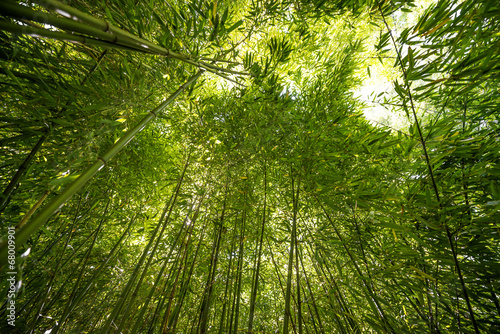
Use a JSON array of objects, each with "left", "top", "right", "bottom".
[
  {"left": 1, "top": 0, "right": 248, "bottom": 77},
  {"left": 52, "top": 199, "right": 109, "bottom": 333},
  {"left": 298, "top": 246, "right": 325, "bottom": 334},
  {"left": 283, "top": 173, "right": 299, "bottom": 334},
  {"left": 166, "top": 223, "right": 207, "bottom": 332},
  {"left": 218, "top": 220, "right": 238, "bottom": 334},
  {"left": 0, "top": 70, "right": 203, "bottom": 268}
]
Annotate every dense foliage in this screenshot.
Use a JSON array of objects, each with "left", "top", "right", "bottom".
[{"left": 0, "top": 0, "right": 499, "bottom": 333}]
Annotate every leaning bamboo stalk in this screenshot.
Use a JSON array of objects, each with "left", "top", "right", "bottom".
[
  {"left": 33, "top": 0, "right": 188, "bottom": 59},
  {"left": 267, "top": 238, "right": 299, "bottom": 334},
  {"left": 1, "top": 0, "right": 247, "bottom": 77},
  {"left": 129, "top": 199, "right": 201, "bottom": 334},
  {"left": 27, "top": 206, "right": 81, "bottom": 333},
  {"left": 376, "top": 2, "right": 479, "bottom": 332},
  {"left": 298, "top": 246, "right": 325, "bottom": 334},
  {"left": 160, "top": 201, "right": 203, "bottom": 333},
  {"left": 199, "top": 204, "right": 226, "bottom": 333},
  {"left": 0, "top": 70, "right": 203, "bottom": 268},
  {"left": 117, "top": 171, "right": 198, "bottom": 332},
  {"left": 318, "top": 202, "right": 395, "bottom": 333},
  {"left": 0, "top": 21, "right": 135, "bottom": 52}
]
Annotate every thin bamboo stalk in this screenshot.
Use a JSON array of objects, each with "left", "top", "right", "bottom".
[
  {"left": 218, "top": 222, "right": 237, "bottom": 334},
  {"left": 283, "top": 173, "right": 299, "bottom": 334},
  {"left": 54, "top": 209, "right": 138, "bottom": 332},
  {"left": 247, "top": 165, "right": 267, "bottom": 333},
  {"left": 199, "top": 194, "right": 227, "bottom": 333},
  {"left": 298, "top": 246, "right": 325, "bottom": 334},
  {"left": 166, "top": 223, "right": 207, "bottom": 333},
  {"left": 0, "top": 71, "right": 203, "bottom": 268},
  {"left": 317, "top": 200, "right": 395, "bottom": 333},
  {"left": 51, "top": 199, "right": 109, "bottom": 333}
]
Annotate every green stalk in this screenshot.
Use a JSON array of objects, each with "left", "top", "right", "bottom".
[
  {"left": 1, "top": 0, "right": 247, "bottom": 76},
  {"left": 0, "top": 21, "right": 136, "bottom": 51},
  {"left": 54, "top": 209, "right": 138, "bottom": 332},
  {"left": 268, "top": 238, "right": 298, "bottom": 334},
  {"left": 0, "top": 71, "right": 202, "bottom": 268},
  {"left": 117, "top": 208, "right": 190, "bottom": 332},
  {"left": 27, "top": 203, "right": 81, "bottom": 333},
  {"left": 0, "top": 47, "right": 107, "bottom": 213},
  {"left": 0, "top": 134, "right": 46, "bottom": 211},
  {"left": 100, "top": 153, "right": 191, "bottom": 333},
  {"left": 218, "top": 222, "right": 237, "bottom": 334},
  {"left": 52, "top": 199, "right": 109, "bottom": 333},
  {"left": 294, "top": 177, "right": 303, "bottom": 334},
  {"left": 130, "top": 198, "right": 201, "bottom": 334},
  {"left": 298, "top": 246, "right": 325, "bottom": 334}
]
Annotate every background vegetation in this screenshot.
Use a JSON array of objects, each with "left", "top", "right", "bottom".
[{"left": 0, "top": 0, "right": 499, "bottom": 333}]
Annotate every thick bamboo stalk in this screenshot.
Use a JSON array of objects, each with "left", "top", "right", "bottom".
[
  {"left": 0, "top": 135, "right": 46, "bottom": 211},
  {"left": 1, "top": 1, "right": 247, "bottom": 77},
  {"left": 0, "top": 71, "right": 203, "bottom": 268}
]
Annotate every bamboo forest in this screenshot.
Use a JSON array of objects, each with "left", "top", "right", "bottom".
[{"left": 1, "top": 0, "right": 499, "bottom": 333}]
